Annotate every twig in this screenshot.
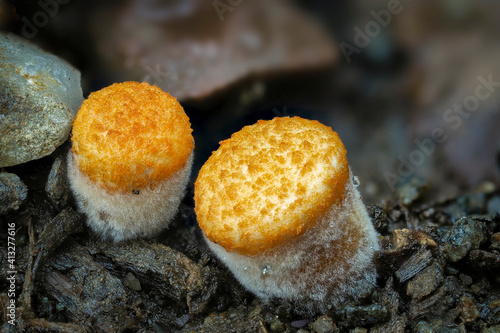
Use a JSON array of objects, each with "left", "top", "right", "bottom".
[{"left": 259, "top": 320, "right": 269, "bottom": 333}]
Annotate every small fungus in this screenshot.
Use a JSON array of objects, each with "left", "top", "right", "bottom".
[
  {"left": 68, "top": 81, "right": 194, "bottom": 241},
  {"left": 194, "top": 117, "right": 379, "bottom": 313}
]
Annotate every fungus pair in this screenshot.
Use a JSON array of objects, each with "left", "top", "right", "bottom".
[{"left": 68, "top": 82, "right": 379, "bottom": 313}]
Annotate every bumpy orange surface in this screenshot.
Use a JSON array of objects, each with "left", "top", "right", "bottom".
[
  {"left": 195, "top": 117, "right": 349, "bottom": 256},
  {"left": 71, "top": 81, "right": 193, "bottom": 193}
]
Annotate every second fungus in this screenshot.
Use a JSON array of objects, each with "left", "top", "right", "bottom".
[
  {"left": 194, "top": 116, "right": 379, "bottom": 313},
  {"left": 68, "top": 81, "right": 194, "bottom": 241}
]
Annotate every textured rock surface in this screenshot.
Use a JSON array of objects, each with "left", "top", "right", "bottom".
[
  {"left": 309, "top": 315, "right": 336, "bottom": 333},
  {"left": 45, "top": 154, "right": 70, "bottom": 209},
  {"left": 407, "top": 261, "right": 444, "bottom": 300},
  {"left": 0, "top": 33, "right": 83, "bottom": 167},
  {"left": 441, "top": 217, "right": 487, "bottom": 263},
  {"left": 0, "top": 171, "right": 28, "bottom": 215}
]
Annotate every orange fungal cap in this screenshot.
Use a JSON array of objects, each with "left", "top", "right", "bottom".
[
  {"left": 71, "top": 81, "right": 193, "bottom": 193},
  {"left": 194, "top": 117, "right": 349, "bottom": 256}
]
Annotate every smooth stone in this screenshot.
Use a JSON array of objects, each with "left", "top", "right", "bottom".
[
  {"left": 0, "top": 33, "right": 83, "bottom": 167},
  {"left": 0, "top": 172, "right": 28, "bottom": 215}
]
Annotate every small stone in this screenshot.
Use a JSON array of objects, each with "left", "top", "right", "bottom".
[
  {"left": 45, "top": 154, "right": 70, "bottom": 209},
  {"left": 270, "top": 319, "right": 285, "bottom": 332},
  {"left": 482, "top": 324, "right": 500, "bottom": 333},
  {"left": 0, "top": 33, "right": 83, "bottom": 167},
  {"left": 248, "top": 304, "right": 263, "bottom": 318},
  {"left": 459, "top": 295, "right": 480, "bottom": 323},
  {"left": 0, "top": 172, "right": 28, "bottom": 215},
  {"left": 470, "top": 284, "right": 481, "bottom": 295},
  {"left": 335, "top": 304, "right": 389, "bottom": 327},
  {"left": 125, "top": 272, "right": 141, "bottom": 291},
  {"left": 414, "top": 320, "right": 435, "bottom": 333},
  {"left": 407, "top": 261, "right": 444, "bottom": 300},
  {"left": 352, "top": 328, "right": 367, "bottom": 333},
  {"left": 490, "top": 299, "right": 500, "bottom": 308},
  {"left": 274, "top": 303, "right": 293, "bottom": 320},
  {"left": 409, "top": 286, "right": 445, "bottom": 320},
  {"left": 441, "top": 217, "right": 487, "bottom": 263},
  {"left": 310, "top": 315, "right": 336, "bottom": 333},
  {"left": 263, "top": 313, "right": 279, "bottom": 323},
  {"left": 459, "top": 274, "right": 473, "bottom": 286},
  {"left": 393, "top": 229, "right": 437, "bottom": 250}
]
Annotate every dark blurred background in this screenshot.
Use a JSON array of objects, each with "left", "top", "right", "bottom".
[{"left": 2, "top": 0, "right": 500, "bottom": 204}]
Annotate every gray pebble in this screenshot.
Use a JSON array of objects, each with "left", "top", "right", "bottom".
[
  {"left": 458, "top": 295, "right": 480, "bottom": 323},
  {"left": 407, "top": 261, "right": 444, "bottom": 300},
  {"left": 125, "top": 272, "right": 141, "bottom": 291},
  {"left": 0, "top": 33, "right": 83, "bottom": 167},
  {"left": 0, "top": 172, "right": 28, "bottom": 215},
  {"left": 441, "top": 217, "right": 487, "bottom": 263},
  {"left": 45, "top": 154, "right": 70, "bottom": 208},
  {"left": 310, "top": 315, "right": 336, "bottom": 333},
  {"left": 351, "top": 328, "right": 367, "bottom": 333},
  {"left": 270, "top": 319, "right": 285, "bottom": 332}
]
